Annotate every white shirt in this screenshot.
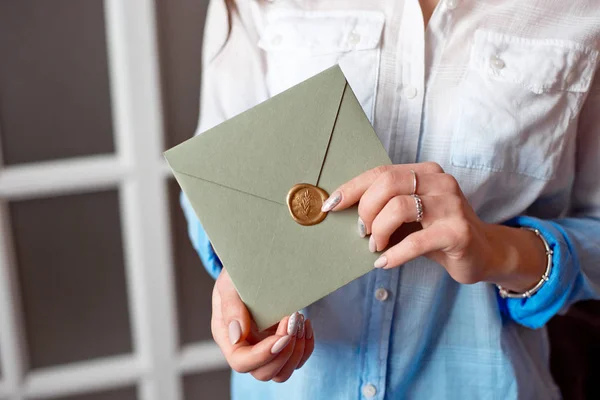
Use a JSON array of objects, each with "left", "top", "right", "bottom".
[
  {"left": 185, "top": 1, "right": 600, "bottom": 398},
  {"left": 200, "top": 0, "right": 600, "bottom": 222}
]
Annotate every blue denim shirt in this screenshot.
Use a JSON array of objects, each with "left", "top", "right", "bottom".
[
  {"left": 182, "top": 3, "right": 600, "bottom": 397},
  {"left": 181, "top": 192, "right": 599, "bottom": 399}
]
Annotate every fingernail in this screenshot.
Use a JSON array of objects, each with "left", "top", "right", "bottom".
[
  {"left": 374, "top": 255, "right": 388, "bottom": 269},
  {"left": 297, "top": 314, "right": 305, "bottom": 339},
  {"left": 369, "top": 235, "right": 377, "bottom": 253},
  {"left": 229, "top": 320, "right": 242, "bottom": 345},
  {"left": 288, "top": 312, "right": 300, "bottom": 336},
  {"left": 321, "top": 191, "right": 342, "bottom": 212},
  {"left": 271, "top": 335, "right": 292, "bottom": 354},
  {"left": 306, "top": 320, "right": 314, "bottom": 340},
  {"left": 358, "top": 217, "right": 367, "bottom": 238}
]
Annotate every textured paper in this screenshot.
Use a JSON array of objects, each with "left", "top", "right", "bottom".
[{"left": 165, "top": 65, "right": 391, "bottom": 330}]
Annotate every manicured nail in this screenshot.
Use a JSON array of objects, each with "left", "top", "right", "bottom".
[
  {"left": 369, "top": 235, "right": 377, "bottom": 253},
  {"left": 321, "top": 191, "right": 342, "bottom": 212},
  {"left": 271, "top": 335, "right": 292, "bottom": 354},
  {"left": 228, "top": 320, "right": 241, "bottom": 345},
  {"left": 358, "top": 217, "right": 367, "bottom": 238},
  {"left": 374, "top": 255, "right": 388, "bottom": 269},
  {"left": 306, "top": 320, "right": 313, "bottom": 340},
  {"left": 288, "top": 312, "right": 300, "bottom": 336},
  {"left": 297, "top": 314, "right": 305, "bottom": 339}
]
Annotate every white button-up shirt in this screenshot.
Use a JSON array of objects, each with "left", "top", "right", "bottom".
[{"left": 183, "top": 1, "right": 600, "bottom": 398}]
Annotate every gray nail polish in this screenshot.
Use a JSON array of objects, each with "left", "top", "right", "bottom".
[
  {"left": 271, "top": 335, "right": 292, "bottom": 354},
  {"left": 374, "top": 255, "right": 388, "bottom": 269},
  {"left": 321, "top": 191, "right": 342, "bottom": 212},
  {"left": 306, "top": 321, "right": 313, "bottom": 340},
  {"left": 297, "top": 314, "right": 305, "bottom": 339},
  {"left": 358, "top": 217, "right": 367, "bottom": 238},
  {"left": 229, "top": 320, "right": 242, "bottom": 345},
  {"left": 288, "top": 312, "right": 300, "bottom": 336},
  {"left": 369, "top": 235, "right": 377, "bottom": 253}
]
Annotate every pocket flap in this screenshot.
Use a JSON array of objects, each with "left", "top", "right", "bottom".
[
  {"left": 470, "top": 30, "right": 599, "bottom": 94},
  {"left": 258, "top": 10, "right": 384, "bottom": 55}
]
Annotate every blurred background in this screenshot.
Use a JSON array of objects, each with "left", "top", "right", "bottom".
[{"left": 0, "top": 0, "right": 229, "bottom": 399}]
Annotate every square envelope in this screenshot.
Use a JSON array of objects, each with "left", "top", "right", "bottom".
[{"left": 165, "top": 65, "right": 391, "bottom": 330}]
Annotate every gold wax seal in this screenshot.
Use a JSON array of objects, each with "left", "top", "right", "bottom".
[{"left": 286, "top": 184, "right": 329, "bottom": 226}]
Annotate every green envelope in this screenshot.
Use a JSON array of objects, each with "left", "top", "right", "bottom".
[{"left": 165, "top": 65, "right": 391, "bottom": 330}]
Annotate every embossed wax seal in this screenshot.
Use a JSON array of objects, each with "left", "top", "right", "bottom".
[{"left": 286, "top": 184, "right": 329, "bottom": 226}]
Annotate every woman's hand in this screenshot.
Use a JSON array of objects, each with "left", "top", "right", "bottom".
[
  {"left": 212, "top": 269, "right": 314, "bottom": 382},
  {"left": 324, "top": 162, "right": 547, "bottom": 292}
]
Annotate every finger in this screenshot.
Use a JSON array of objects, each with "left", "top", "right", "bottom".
[
  {"left": 287, "top": 311, "right": 302, "bottom": 336},
  {"left": 227, "top": 316, "right": 294, "bottom": 374},
  {"left": 357, "top": 169, "right": 414, "bottom": 234},
  {"left": 296, "top": 314, "right": 305, "bottom": 340},
  {"left": 216, "top": 269, "right": 252, "bottom": 345},
  {"left": 211, "top": 277, "right": 231, "bottom": 348},
  {"left": 358, "top": 173, "right": 458, "bottom": 234},
  {"left": 249, "top": 315, "right": 298, "bottom": 381},
  {"left": 426, "top": 172, "right": 463, "bottom": 196},
  {"left": 297, "top": 319, "right": 314, "bottom": 369},
  {"left": 321, "top": 166, "right": 387, "bottom": 213},
  {"left": 273, "top": 315, "right": 306, "bottom": 382},
  {"left": 323, "top": 162, "right": 445, "bottom": 212},
  {"left": 374, "top": 223, "right": 455, "bottom": 270},
  {"left": 370, "top": 195, "right": 455, "bottom": 251},
  {"left": 246, "top": 319, "right": 270, "bottom": 343},
  {"left": 370, "top": 195, "right": 422, "bottom": 251},
  {"left": 212, "top": 276, "right": 296, "bottom": 373},
  {"left": 250, "top": 309, "right": 298, "bottom": 342}
]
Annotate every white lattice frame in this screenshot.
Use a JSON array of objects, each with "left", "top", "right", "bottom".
[{"left": 0, "top": 1, "right": 226, "bottom": 399}]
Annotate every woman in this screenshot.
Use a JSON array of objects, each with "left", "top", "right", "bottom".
[{"left": 181, "top": 0, "right": 600, "bottom": 398}]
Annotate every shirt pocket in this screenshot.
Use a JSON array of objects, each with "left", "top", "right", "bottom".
[
  {"left": 451, "top": 30, "right": 599, "bottom": 181},
  {"left": 258, "top": 10, "right": 384, "bottom": 122}
]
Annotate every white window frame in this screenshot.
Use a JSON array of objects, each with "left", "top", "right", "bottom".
[{"left": 0, "top": 1, "right": 226, "bottom": 399}]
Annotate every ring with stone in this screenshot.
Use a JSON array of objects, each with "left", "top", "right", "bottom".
[{"left": 411, "top": 194, "right": 424, "bottom": 223}]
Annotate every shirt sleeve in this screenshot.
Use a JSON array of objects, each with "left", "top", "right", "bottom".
[
  {"left": 179, "top": 0, "right": 268, "bottom": 279},
  {"left": 500, "top": 71, "right": 600, "bottom": 329},
  {"left": 181, "top": 192, "right": 223, "bottom": 280}
]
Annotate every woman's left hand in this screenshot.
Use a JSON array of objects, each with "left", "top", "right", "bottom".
[{"left": 324, "top": 162, "right": 547, "bottom": 291}]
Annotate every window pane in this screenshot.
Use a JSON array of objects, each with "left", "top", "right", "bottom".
[
  {"left": 0, "top": 0, "right": 114, "bottom": 165},
  {"left": 156, "top": 0, "right": 209, "bottom": 149},
  {"left": 168, "top": 180, "right": 213, "bottom": 344},
  {"left": 10, "top": 190, "right": 132, "bottom": 369},
  {"left": 183, "top": 370, "right": 230, "bottom": 400},
  {"left": 44, "top": 386, "right": 137, "bottom": 400}
]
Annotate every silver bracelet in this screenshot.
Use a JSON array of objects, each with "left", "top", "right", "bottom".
[{"left": 496, "top": 227, "right": 554, "bottom": 299}]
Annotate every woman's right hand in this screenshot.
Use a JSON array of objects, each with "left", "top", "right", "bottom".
[{"left": 212, "top": 269, "right": 315, "bottom": 382}]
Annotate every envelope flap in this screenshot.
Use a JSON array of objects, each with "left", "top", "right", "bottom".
[{"left": 164, "top": 65, "right": 348, "bottom": 204}]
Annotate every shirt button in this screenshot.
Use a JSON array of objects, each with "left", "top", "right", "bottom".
[
  {"left": 490, "top": 55, "right": 506, "bottom": 70},
  {"left": 348, "top": 32, "right": 361, "bottom": 46},
  {"left": 446, "top": 0, "right": 460, "bottom": 9},
  {"left": 362, "top": 384, "right": 377, "bottom": 398},
  {"left": 375, "top": 288, "right": 389, "bottom": 302},
  {"left": 271, "top": 34, "right": 282, "bottom": 46},
  {"left": 405, "top": 86, "right": 418, "bottom": 99}
]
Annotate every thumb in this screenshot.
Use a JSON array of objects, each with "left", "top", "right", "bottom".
[{"left": 216, "top": 269, "right": 252, "bottom": 345}]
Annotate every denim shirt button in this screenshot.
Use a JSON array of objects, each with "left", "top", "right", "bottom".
[
  {"left": 362, "top": 384, "right": 377, "bottom": 398},
  {"left": 375, "top": 288, "right": 389, "bottom": 302}
]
